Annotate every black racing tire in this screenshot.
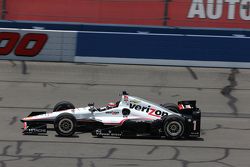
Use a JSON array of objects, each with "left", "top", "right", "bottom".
[
  {"left": 54, "top": 114, "right": 76, "bottom": 137},
  {"left": 163, "top": 115, "right": 185, "bottom": 140},
  {"left": 53, "top": 101, "right": 75, "bottom": 112},
  {"left": 162, "top": 103, "right": 179, "bottom": 113}
]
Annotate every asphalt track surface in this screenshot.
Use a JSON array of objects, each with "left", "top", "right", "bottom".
[{"left": 0, "top": 61, "right": 249, "bottom": 167}]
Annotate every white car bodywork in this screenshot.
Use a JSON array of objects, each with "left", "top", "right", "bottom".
[{"left": 22, "top": 95, "right": 179, "bottom": 125}]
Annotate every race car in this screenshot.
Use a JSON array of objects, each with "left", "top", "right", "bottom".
[{"left": 21, "top": 91, "right": 201, "bottom": 139}]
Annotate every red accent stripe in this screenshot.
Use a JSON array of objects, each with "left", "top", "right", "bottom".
[{"left": 23, "top": 122, "right": 27, "bottom": 129}]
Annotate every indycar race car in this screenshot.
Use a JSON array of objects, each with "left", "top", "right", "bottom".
[{"left": 21, "top": 91, "right": 201, "bottom": 139}]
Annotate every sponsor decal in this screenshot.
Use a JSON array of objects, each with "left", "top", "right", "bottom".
[
  {"left": 23, "top": 123, "right": 47, "bottom": 134},
  {"left": 26, "top": 128, "right": 47, "bottom": 133},
  {"left": 105, "top": 111, "right": 119, "bottom": 115},
  {"left": 168, "top": 0, "right": 250, "bottom": 28},
  {"left": 96, "top": 129, "right": 121, "bottom": 137},
  {"left": 129, "top": 103, "right": 168, "bottom": 118},
  {"left": 188, "top": 0, "right": 250, "bottom": 20},
  {"left": 0, "top": 32, "right": 48, "bottom": 57}
]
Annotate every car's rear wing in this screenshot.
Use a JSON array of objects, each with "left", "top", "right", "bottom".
[
  {"left": 178, "top": 100, "right": 197, "bottom": 110},
  {"left": 178, "top": 100, "right": 201, "bottom": 138}
]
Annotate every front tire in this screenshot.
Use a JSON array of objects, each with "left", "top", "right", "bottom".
[
  {"left": 54, "top": 114, "right": 76, "bottom": 137},
  {"left": 53, "top": 101, "right": 75, "bottom": 112},
  {"left": 163, "top": 115, "right": 185, "bottom": 140}
]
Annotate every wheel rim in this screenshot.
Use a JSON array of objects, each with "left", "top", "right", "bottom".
[
  {"left": 165, "top": 121, "right": 182, "bottom": 137},
  {"left": 58, "top": 118, "right": 74, "bottom": 134}
]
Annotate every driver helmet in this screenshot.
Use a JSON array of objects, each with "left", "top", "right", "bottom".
[{"left": 107, "top": 102, "right": 116, "bottom": 109}]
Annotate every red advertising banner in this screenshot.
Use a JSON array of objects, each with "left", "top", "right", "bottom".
[
  {"left": 168, "top": 0, "right": 250, "bottom": 29},
  {"left": 3, "top": 0, "right": 250, "bottom": 29},
  {"left": 5, "top": 0, "right": 165, "bottom": 26}
]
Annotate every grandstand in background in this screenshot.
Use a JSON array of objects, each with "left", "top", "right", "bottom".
[{"left": 0, "top": 0, "right": 250, "bottom": 29}]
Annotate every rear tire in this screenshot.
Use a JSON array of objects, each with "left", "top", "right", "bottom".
[
  {"left": 163, "top": 115, "right": 185, "bottom": 140},
  {"left": 54, "top": 114, "right": 76, "bottom": 137},
  {"left": 162, "top": 103, "right": 179, "bottom": 113},
  {"left": 53, "top": 101, "right": 75, "bottom": 112}
]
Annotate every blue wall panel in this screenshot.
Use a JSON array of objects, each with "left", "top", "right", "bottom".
[
  {"left": 2, "top": 20, "right": 250, "bottom": 67},
  {"left": 76, "top": 32, "right": 250, "bottom": 62}
]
